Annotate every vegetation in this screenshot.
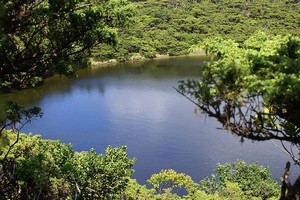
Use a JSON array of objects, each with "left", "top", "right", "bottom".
[
  {"left": 178, "top": 28, "right": 300, "bottom": 199},
  {"left": 93, "top": 0, "right": 300, "bottom": 61},
  {"left": 199, "top": 161, "right": 280, "bottom": 199},
  {"left": 0, "top": 0, "right": 134, "bottom": 89},
  {"left": 178, "top": 32, "right": 300, "bottom": 161},
  {"left": 0, "top": 130, "right": 135, "bottom": 199},
  {"left": 125, "top": 160, "right": 280, "bottom": 199}
]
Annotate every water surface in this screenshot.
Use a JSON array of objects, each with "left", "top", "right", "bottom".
[{"left": 1, "top": 56, "right": 297, "bottom": 184}]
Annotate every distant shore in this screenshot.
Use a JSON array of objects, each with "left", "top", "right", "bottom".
[{"left": 91, "top": 49, "right": 207, "bottom": 67}]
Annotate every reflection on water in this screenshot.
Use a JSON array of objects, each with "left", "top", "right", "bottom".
[
  {"left": 0, "top": 55, "right": 298, "bottom": 184},
  {"left": 0, "top": 56, "right": 206, "bottom": 106}
]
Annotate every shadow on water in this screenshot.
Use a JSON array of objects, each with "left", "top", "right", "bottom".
[{"left": 0, "top": 55, "right": 209, "bottom": 107}]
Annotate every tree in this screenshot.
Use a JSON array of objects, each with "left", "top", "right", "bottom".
[
  {"left": 0, "top": 0, "right": 134, "bottom": 89},
  {"left": 199, "top": 160, "right": 280, "bottom": 199},
  {"left": 177, "top": 32, "right": 300, "bottom": 198},
  {"left": 125, "top": 161, "right": 280, "bottom": 200},
  {"left": 147, "top": 169, "right": 194, "bottom": 195},
  {"left": 179, "top": 31, "right": 300, "bottom": 159},
  {"left": 0, "top": 130, "right": 135, "bottom": 199}
]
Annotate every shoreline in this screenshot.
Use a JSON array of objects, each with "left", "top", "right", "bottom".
[{"left": 90, "top": 49, "right": 207, "bottom": 67}]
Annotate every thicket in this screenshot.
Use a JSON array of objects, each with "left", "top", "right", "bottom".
[
  {"left": 0, "top": 130, "right": 135, "bottom": 199},
  {"left": 92, "top": 0, "right": 300, "bottom": 61},
  {"left": 0, "top": 0, "right": 135, "bottom": 89},
  {"left": 125, "top": 161, "right": 280, "bottom": 200}
]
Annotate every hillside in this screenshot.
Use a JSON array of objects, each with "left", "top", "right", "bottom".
[{"left": 92, "top": 0, "right": 300, "bottom": 61}]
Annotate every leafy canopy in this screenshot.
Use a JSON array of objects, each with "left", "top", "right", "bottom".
[
  {"left": 0, "top": 0, "right": 134, "bottom": 89},
  {"left": 94, "top": 0, "right": 300, "bottom": 62},
  {"left": 0, "top": 130, "right": 135, "bottom": 199},
  {"left": 178, "top": 32, "right": 300, "bottom": 162},
  {"left": 125, "top": 161, "right": 280, "bottom": 200},
  {"left": 199, "top": 160, "right": 280, "bottom": 199}
]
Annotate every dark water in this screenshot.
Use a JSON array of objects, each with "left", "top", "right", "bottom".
[{"left": 1, "top": 56, "right": 298, "bottom": 184}]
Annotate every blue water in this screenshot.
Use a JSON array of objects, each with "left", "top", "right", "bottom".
[{"left": 2, "top": 56, "right": 298, "bottom": 184}]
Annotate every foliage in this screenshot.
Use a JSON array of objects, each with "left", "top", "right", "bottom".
[
  {"left": 178, "top": 32, "right": 300, "bottom": 165},
  {"left": 0, "top": 0, "right": 134, "bottom": 89},
  {"left": 0, "top": 130, "right": 135, "bottom": 199},
  {"left": 147, "top": 169, "right": 195, "bottom": 194},
  {"left": 125, "top": 179, "right": 158, "bottom": 200},
  {"left": 199, "top": 160, "right": 280, "bottom": 199},
  {"left": 0, "top": 101, "right": 43, "bottom": 131},
  {"left": 125, "top": 161, "right": 280, "bottom": 200},
  {"left": 94, "top": 0, "right": 300, "bottom": 61}
]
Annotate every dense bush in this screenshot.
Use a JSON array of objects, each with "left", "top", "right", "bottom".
[
  {"left": 199, "top": 160, "right": 280, "bottom": 199},
  {"left": 0, "top": 130, "right": 135, "bottom": 199},
  {"left": 93, "top": 0, "right": 300, "bottom": 61},
  {"left": 125, "top": 161, "right": 280, "bottom": 200}
]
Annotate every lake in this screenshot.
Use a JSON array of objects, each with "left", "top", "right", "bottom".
[{"left": 0, "top": 55, "right": 298, "bottom": 184}]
